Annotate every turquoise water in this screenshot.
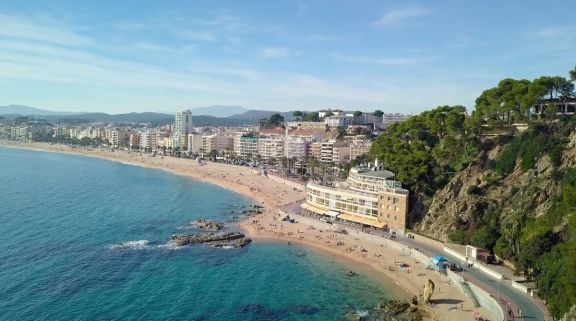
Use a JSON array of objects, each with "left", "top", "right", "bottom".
[{"left": 0, "top": 147, "right": 391, "bottom": 321}]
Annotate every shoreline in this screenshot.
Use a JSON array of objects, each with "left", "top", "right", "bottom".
[{"left": 1, "top": 141, "right": 491, "bottom": 320}]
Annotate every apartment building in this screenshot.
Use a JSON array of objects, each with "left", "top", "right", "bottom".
[
  {"left": 257, "top": 137, "right": 284, "bottom": 160},
  {"left": 139, "top": 130, "right": 158, "bottom": 151},
  {"left": 233, "top": 135, "right": 259, "bottom": 159},
  {"left": 350, "top": 140, "right": 372, "bottom": 160},
  {"left": 186, "top": 133, "right": 203, "bottom": 154},
  {"left": 285, "top": 136, "right": 309, "bottom": 160},
  {"left": 173, "top": 110, "right": 193, "bottom": 149}
]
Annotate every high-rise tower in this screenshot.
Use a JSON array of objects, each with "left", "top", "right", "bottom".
[{"left": 173, "top": 110, "right": 193, "bottom": 150}]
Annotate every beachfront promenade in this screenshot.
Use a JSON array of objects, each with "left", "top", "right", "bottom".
[{"left": 282, "top": 200, "right": 548, "bottom": 321}]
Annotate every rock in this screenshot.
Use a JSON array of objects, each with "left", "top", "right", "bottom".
[
  {"left": 190, "top": 219, "right": 224, "bottom": 231},
  {"left": 171, "top": 232, "right": 246, "bottom": 246},
  {"left": 420, "top": 279, "right": 435, "bottom": 305},
  {"left": 378, "top": 299, "right": 410, "bottom": 315},
  {"left": 562, "top": 304, "right": 576, "bottom": 321}
]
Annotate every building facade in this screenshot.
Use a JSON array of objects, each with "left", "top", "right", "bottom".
[
  {"left": 233, "top": 135, "right": 259, "bottom": 159},
  {"left": 258, "top": 137, "right": 284, "bottom": 160},
  {"left": 303, "top": 167, "right": 409, "bottom": 233},
  {"left": 187, "top": 133, "right": 203, "bottom": 154},
  {"left": 173, "top": 110, "right": 193, "bottom": 149}
]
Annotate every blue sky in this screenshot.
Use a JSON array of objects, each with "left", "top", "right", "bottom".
[{"left": 0, "top": 0, "right": 574, "bottom": 114}]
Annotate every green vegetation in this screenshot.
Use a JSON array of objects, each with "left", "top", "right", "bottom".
[
  {"left": 292, "top": 111, "right": 320, "bottom": 122},
  {"left": 371, "top": 105, "right": 472, "bottom": 195},
  {"left": 494, "top": 124, "right": 567, "bottom": 175},
  {"left": 370, "top": 67, "right": 576, "bottom": 318},
  {"left": 259, "top": 113, "right": 284, "bottom": 129}
]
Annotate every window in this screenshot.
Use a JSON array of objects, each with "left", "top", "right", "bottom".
[{"left": 395, "top": 206, "right": 398, "bottom": 211}]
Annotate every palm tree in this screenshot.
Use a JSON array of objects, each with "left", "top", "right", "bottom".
[
  {"left": 281, "top": 156, "right": 288, "bottom": 175},
  {"left": 501, "top": 211, "right": 524, "bottom": 255},
  {"left": 308, "top": 156, "right": 319, "bottom": 178}
]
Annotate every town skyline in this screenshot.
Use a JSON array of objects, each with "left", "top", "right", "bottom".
[{"left": 1, "top": 0, "right": 575, "bottom": 114}]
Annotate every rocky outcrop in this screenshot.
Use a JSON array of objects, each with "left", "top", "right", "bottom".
[
  {"left": 190, "top": 219, "right": 224, "bottom": 231},
  {"left": 416, "top": 138, "right": 563, "bottom": 240},
  {"left": 171, "top": 232, "right": 250, "bottom": 248},
  {"left": 420, "top": 279, "right": 435, "bottom": 304},
  {"left": 562, "top": 304, "right": 576, "bottom": 321}
]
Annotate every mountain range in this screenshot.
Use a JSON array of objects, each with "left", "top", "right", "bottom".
[{"left": 0, "top": 105, "right": 295, "bottom": 126}]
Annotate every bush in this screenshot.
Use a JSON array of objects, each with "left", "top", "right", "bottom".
[
  {"left": 495, "top": 142, "right": 521, "bottom": 175},
  {"left": 448, "top": 229, "right": 469, "bottom": 244},
  {"left": 471, "top": 226, "right": 500, "bottom": 250}
]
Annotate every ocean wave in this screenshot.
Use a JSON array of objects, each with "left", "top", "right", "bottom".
[
  {"left": 156, "top": 241, "right": 184, "bottom": 250},
  {"left": 109, "top": 240, "right": 151, "bottom": 250}
]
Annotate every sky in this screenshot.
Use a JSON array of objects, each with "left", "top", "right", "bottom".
[{"left": 0, "top": 0, "right": 575, "bottom": 114}]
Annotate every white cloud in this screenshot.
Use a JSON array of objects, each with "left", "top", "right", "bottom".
[
  {"left": 189, "top": 14, "right": 249, "bottom": 32},
  {"left": 372, "top": 6, "right": 430, "bottom": 27},
  {"left": 531, "top": 26, "right": 576, "bottom": 40},
  {"left": 0, "top": 13, "right": 93, "bottom": 47},
  {"left": 260, "top": 47, "right": 292, "bottom": 58},
  {"left": 331, "top": 53, "right": 431, "bottom": 65}
]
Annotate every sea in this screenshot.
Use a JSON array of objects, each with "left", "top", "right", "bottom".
[{"left": 0, "top": 147, "right": 393, "bottom": 321}]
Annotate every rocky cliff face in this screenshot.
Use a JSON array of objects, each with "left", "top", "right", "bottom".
[{"left": 415, "top": 129, "right": 576, "bottom": 241}]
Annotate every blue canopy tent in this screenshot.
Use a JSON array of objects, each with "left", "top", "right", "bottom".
[{"left": 431, "top": 255, "right": 449, "bottom": 271}]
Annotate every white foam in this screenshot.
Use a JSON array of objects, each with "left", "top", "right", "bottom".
[
  {"left": 156, "top": 241, "right": 184, "bottom": 250},
  {"left": 109, "top": 240, "right": 151, "bottom": 250}
]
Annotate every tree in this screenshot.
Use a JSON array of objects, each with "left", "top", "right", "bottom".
[
  {"left": 353, "top": 111, "right": 363, "bottom": 118},
  {"left": 324, "top": 110, "right": 334, "bottom": 118},
  {"left": 302, "top": 112, "right": 320, "bottom": 122},
  {"left": 307, "top": 156, "right": 319, "bottom": 178},
  {"left": 259, "top": 118, "right": 270, "bottom": 130},
  {"left": 336, "top": 126, "right": 347, "bottom": 139},
  {"left": 570, "top": 65, "right": 576, "bottom": 82},
  {"left": 269, "top": 113, "right": 285, "bottom": 127},
  {"left": 209, "top": 149, "right": 218, "bottom": 160},
  {"left": 373, "top": 110, "right": 384, "bottom": 118},
  {"left": 293, "top": 111, "right": 303, "bottom": 120}
]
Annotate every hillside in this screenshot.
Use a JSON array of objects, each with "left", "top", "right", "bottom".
[
  {"left": 191, "top": 105, "right": 248, "bottom": 117},
  {"left": 370, "top": 72, "right": 576, "bottom": 319},
  {"left": 0, "top": 105, "right": 79, "bottom": 116},
  {"left": 1, "top": 105, "right": 290, "bottom": 126}
]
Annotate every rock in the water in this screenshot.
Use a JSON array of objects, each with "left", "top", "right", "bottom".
[
  {"left": 171, "top": 232, "right": 246, "bottom": 247},
  {"left": 190, "top": 219, "right": 224, "bottom": 231},
  {"left": 378, "top": 299, "right": 410, "bottom": 315}
]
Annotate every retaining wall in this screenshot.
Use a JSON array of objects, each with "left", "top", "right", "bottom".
[
  {"left": 447, "top": 270, "right": 505, "bottom": 321},
  {"left": 443, "top": 246, "right": 504, "bottom": 280},
  {"left": 511, "top": 281, "right": 530, "bottom": 295}
]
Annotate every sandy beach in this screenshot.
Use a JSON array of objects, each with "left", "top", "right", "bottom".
[{"left": 1, "top": 141, "right": 492, "bottom": 320}]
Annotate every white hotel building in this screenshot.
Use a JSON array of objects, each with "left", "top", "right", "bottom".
[{"left": 303, "top": 166, "right": 409, "bottom": 234}]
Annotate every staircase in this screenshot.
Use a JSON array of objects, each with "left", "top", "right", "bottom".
[{"left": 461, "top": 282, "right": 481, "bottom": 308}]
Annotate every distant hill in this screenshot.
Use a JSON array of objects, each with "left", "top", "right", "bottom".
[
  {"left": 0, "top": 105, "right": 79, "bottom": 116},
  {"left": 0, "top": 104, "right": 294, "bottom": 126},
  {"left": 232, "top": 110, "right": 295, "bottom": 122},
  {"left": 190, "top": 105, "right": 249, "bottom": 117}
]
